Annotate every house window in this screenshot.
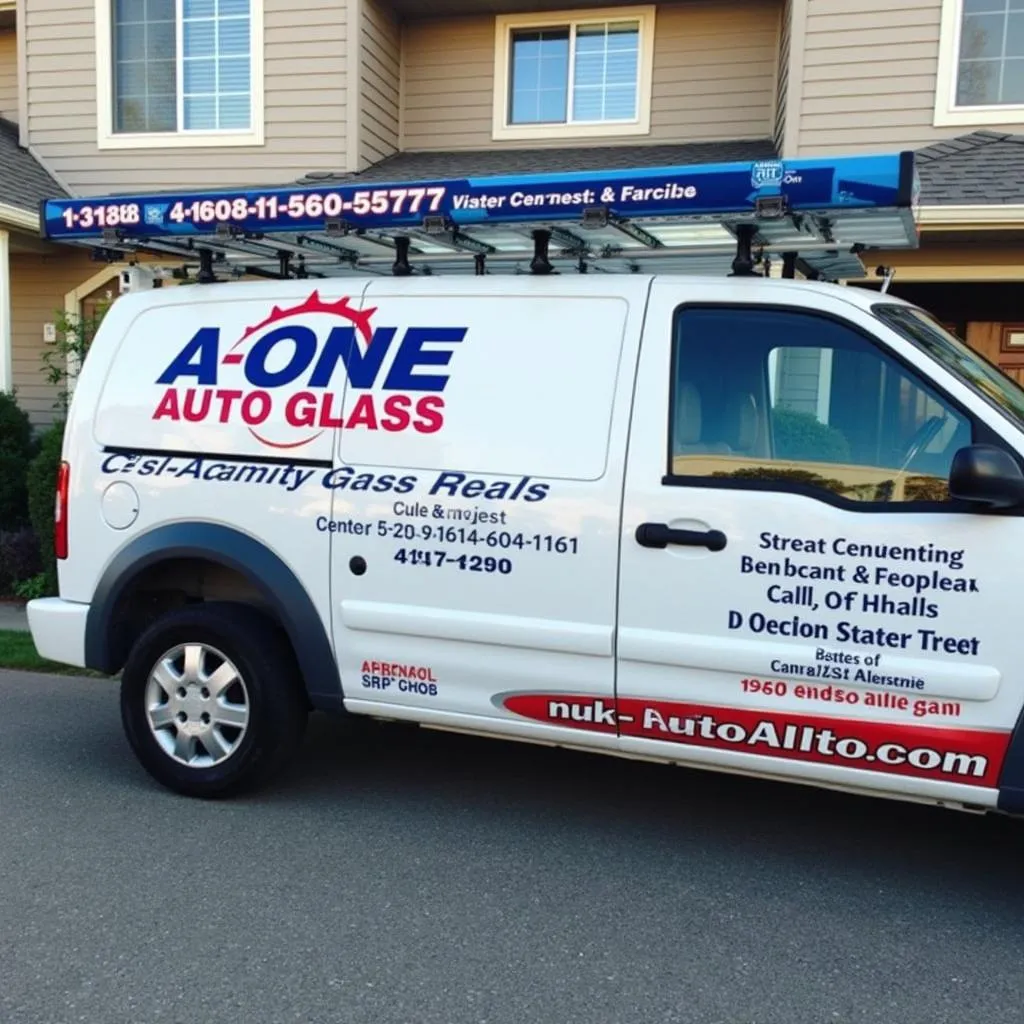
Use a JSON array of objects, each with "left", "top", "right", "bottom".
[
  {"left": 96, "top": 0, "right": 264, "bottom": 149},
  {"left": 935, "top": 0, "right": 1024, "bottom": 126},
  {"left": 1001, "top": 324, "right": 1024, "bottom": 349},
  {"left": 493, "top": 7, "right": 655, "bottom": 141}
]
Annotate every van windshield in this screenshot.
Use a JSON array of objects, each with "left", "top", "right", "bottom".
[{"left": 874, "top": 302, "right": 1024, "bottom": 433}]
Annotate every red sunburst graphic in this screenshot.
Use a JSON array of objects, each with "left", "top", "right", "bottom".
[
  {"left": 221, "top": 291, "right": 377, "bottom": 366},
  {"left": 219, "top": 290, "right": 377, "bottom": 450}
]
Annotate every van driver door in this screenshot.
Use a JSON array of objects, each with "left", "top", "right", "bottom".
[{"left": 616, "top": 281, "right": 1021, "bottom": 807}]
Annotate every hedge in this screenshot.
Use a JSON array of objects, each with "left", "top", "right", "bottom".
[
  {"left": 26, "top": 422, "right": 66, "bottom": 597},
  {"left": 0, "top": 391, "right": 36, "bottom": 530}
]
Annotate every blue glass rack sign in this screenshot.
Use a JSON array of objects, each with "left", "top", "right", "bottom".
[{"left": 41, "top": 151, "right": 918, "bottom": 242}]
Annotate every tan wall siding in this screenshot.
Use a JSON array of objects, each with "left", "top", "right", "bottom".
[
  {"left": 401, "top": 1, "right": 780, "bottom": 152},
  {"left": 0, "top": 29, "right": 16, "bottom": 123},
  {"left": 360, "top": 0, "right": 399, "bottom": 168},
  {"left": 10, "top": 247, "right": 96, "bottom": 427},
  {"left": 24, "top": 0, "right": 349, "bottom": 195},
  {"left": 798, "top": 0, "right": 1024, "bottom": 154}
]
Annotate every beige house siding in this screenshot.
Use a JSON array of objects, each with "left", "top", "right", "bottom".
[
  {"left": 360, "top": 0, "right": 400, "bottom": 168},
  {"left": 797, "top": 0, "right": 1024, "bottom": 154},
  {"left": 24, "top": 0, "right": 349, "bottom": 195},
  {"left": 0, "top": 28, "right": 16, "bottom": 123},
  {"left": 401, "top": 1, "right": 781, "bottom": 152},
  {"left": 10, "top": 247, "right": 95, "bottom": 427}
]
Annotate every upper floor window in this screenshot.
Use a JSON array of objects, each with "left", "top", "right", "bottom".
[
  {"left": 95, "top": 0, "right": 264, "bottom": 150},
  {"left": 935, "top": 0, "right": 1024, "bottom": 126},
  {"left": 492, "top": 7, "right": 655, "bottom": 142}
]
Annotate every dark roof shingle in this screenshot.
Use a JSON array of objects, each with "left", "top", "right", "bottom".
[
  {"left": 0, "top": 117, "right": 68, "bottom": 214},
  {"left": 300, "top": 133, "right": 1024, "bottom": 209},
  {"left": 296, "top": 138, "right": 778, "bottom": 186},
  {"left": 916, "top": 130, "right": 1024, "bottom": 205},
  {"left": 10, "top": 120, "right": 1017, "bottom": 216}
]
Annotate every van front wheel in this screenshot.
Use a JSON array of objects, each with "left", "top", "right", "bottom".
[{"left": 120, "top": 603, "right": 308, "bottom": 798}]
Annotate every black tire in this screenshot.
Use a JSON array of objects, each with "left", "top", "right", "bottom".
[{"left": 120, "top": 602, "right": 308, "bottom": 798}]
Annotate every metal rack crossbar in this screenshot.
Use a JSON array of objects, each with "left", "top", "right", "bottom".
[{"left": 39, "top": 152, "right": 920, "bottom": 284}]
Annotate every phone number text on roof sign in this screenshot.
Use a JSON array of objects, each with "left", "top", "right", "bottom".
[{"left": 41, "top": 152, "right": 916, "bottom": 241}]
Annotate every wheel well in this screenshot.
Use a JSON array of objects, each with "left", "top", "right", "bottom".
[
  {"left": 106, "top": 557, "right": 278, "bottom": 674},
  {"left": 86, "top": 522, "right": 343, "bottom": 709}
]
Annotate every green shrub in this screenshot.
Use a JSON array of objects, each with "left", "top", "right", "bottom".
[
  {"left": 0, "top": 527, "right": 42, "bottom": 595},
  {"left": 772, "top": 407, "right": 851, "bottom": 463},
  {"left": 26, "top": 422, "right": 66, "bottom": 597},
  {"left": 0, "top": 391, "right": 35, "bottom": 529},
  {"left": 14, "top": 572, "right": 49, "bottom": 601}
]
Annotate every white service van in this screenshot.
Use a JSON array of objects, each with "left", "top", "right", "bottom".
[
  {"left": 26, "top": 152, "right": 1024, "bottom": 814},
  {"left": 26, "top": 273, "right": 1024, "bottom": 813}
]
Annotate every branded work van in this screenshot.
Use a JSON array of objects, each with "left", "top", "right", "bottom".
[{"left": 27, "top": 154, "right": 1024, "bottom": 815}]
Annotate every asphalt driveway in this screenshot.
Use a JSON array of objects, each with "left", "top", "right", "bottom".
[{"left": 2, "top": 669, "right": 1023, "bottom": 1024}]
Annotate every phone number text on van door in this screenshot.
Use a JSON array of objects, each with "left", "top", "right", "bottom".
[
  {"left": 315, "top": 517, "right": 580, "bottom": 575},
  {"left": 395, "top": 549, "right": 513, "bottom": 574},
  {"left": 378, "top": 522, "right": 579, "bottom": 553}
]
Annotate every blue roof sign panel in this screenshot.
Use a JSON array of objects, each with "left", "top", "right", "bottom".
[
  {"left": 37, "top": 152, "right": 919, "bottom": 282},
  {"left": 42, "top": 152, "right": 916, "bottom": 241}
]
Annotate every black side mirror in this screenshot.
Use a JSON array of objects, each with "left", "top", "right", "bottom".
[{"left": 949, "top": 445, "right": 1024, "bottom": 510}]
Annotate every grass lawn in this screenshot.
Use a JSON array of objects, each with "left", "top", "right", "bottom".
[{"left": 0, "top": 629, "right": 109, "bottom": 677}]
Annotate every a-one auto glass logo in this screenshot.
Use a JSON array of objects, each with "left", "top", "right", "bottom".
[{"left": 152, "top": 291, "right": 467, "bottom": 449}]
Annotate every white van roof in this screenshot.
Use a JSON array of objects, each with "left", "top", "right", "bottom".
[
  {"left": 39, "top": 152, "right": 920, "bottom": 285},
  {"left": 102, "top": 272, "right": 914, "bottom": 320}
]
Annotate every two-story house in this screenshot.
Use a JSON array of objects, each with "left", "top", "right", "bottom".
[{"left": 1, "top": 0, "right": 1023, "bottom": 425}]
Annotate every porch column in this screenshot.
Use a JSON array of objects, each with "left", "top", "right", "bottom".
[{"left": 0, "top": 229, "right": 11, "bottom": 393}]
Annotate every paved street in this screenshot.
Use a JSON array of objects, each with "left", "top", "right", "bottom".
[{"left": 2, "top": 669, "right": 1023, "bottom": 1024}]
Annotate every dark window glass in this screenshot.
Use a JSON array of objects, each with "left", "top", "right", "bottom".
[{"left": 669, "top": 307, "right": 972, "bottom": 505}]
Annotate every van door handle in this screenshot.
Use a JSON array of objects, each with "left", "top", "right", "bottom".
[{"left": 635, "top": 522, "right": 727, "bottom": 552}]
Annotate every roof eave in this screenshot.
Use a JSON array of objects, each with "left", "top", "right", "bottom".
[
  {"left": 919, "top": 204, "right": 1024, "bottom": 229},
  {"left": 0, "top": 202, "right": 40, "bottom": 233}
]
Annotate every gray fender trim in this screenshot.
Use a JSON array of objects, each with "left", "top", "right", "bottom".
[{"left": 84, "top": 522, "right": 343, "bottom": 708}]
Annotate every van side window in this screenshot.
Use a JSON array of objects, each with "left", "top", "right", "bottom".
[{"left": 668, "top": 307, "right": 973, "bottom": 505}]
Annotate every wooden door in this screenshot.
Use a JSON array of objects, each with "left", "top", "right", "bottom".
[{"left": 966, "top": 323, "right": 1024, "bottom": 386}]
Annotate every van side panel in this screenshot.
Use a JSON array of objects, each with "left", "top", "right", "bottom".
[
  {"left": 328, "top": 277, "right": 650, "bottom": 728},
  {"left": 60, "top": 281, "right": 379, "bottom": 699}
]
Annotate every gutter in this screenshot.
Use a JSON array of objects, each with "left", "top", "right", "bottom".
[
  {"left": 0, "top": 202, "right": 39, "bottom": 232},
  {"left": 919, "top": 204, "right": 1024, "bottom": 229}
]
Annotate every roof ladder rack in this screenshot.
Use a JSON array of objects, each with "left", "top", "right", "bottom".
[
  {"left": 729, "top": 224, "right": 758, "bottom": 278},
  {"left": 392, "top": 235, "right": 413, "bottom": 276},
  {"left": 530, "top": 230, "right": 554, "bottom": 275},
  {"left": 38, "top": 151, "right": 921, "bottom": 282},
  {"left": 197, "top": 248, "right": 216, "bottom": 284}
]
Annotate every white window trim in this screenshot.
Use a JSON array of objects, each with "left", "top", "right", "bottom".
[
  {"left": 491, "top": 5, "right": 655, "bottom": 143},
  {"left": 95, "top": 0, "right": 265, "bottom": 150},
  {"left": 934, "top": 0, "right": 1024, "bottom": 127}
]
